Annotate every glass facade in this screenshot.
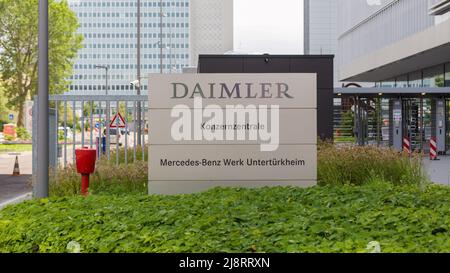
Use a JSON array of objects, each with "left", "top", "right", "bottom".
[
  {"left": 67, "top": 0, "right": 190, "bottom": 95},
  {"left": 338, "top": 0, "right": 435, "bottom": 70},
  {"left": 446, "top": 62, "right": 450, "bottom": 87},
  {"left": 379, "top": 63, "right": 450, "bottom": 87}
]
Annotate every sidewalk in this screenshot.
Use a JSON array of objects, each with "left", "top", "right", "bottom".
[{"left": 423, "top": 156, "right": 450, "bottom": 186}]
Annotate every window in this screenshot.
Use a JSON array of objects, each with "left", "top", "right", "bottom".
[
  {"left": 408, "top": 71, "right": 422, "bottom": 87},
  {"left": 380, "top": 78, "right": 395, "bottom": 88},
  {"left": 445, "top": 63, "right": 450, "bottom": 87},
  {"left": 395, "top": 75, "right": 408, "bottom": 88},
  {"left": 423, "top": 65, "right": 445, "bottom": 87}
]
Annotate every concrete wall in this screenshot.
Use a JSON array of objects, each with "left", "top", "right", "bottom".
[{"left": 189, "top": 0, "right": 233, "bottom": 67}]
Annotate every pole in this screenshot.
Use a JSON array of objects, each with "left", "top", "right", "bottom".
[
  {"left": 137, "top": 0, "right": 142, "bottom": 146},
  {"left": 160, "top": 0, "right": 163, "bottom": 74},
  {"left": 37, "top": 0, "right": 49, "bottom": 198},
  {"left": 169, "top": 24, "right": 172, "bottom": 73},
  {"left": 105, "top": 66, "right": 110, "bottom": 161},
  {"left": 105, "top": 66, "right": 109, "bottom": 96}
]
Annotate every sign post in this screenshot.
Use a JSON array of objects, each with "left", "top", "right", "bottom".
[{"left": 148, "top": 74, "right": 317, "bottom": 195}]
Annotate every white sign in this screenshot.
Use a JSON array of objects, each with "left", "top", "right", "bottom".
[{"left": 148, "top": 74, "right": 317, "bottom": 194}]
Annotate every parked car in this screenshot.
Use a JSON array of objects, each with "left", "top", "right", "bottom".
[
  {"left": 58, "top": 127, "right": 73, "bottom": 136},
  {"left": 103, "top": 128, "right": 123, "bottom": 146}
]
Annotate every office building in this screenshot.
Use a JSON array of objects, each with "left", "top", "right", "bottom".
[
  {"left": 335, "top": 0, "right": 450, "bottom": 153},
  {"left": 189, "top": 0, "right": 234, "bottom": 67},
  {"left": 67, "top": 0, "right": 191, "bottom": 95},
  {"left": 303, "top": 0, "right": 339, "bottom": 86}
]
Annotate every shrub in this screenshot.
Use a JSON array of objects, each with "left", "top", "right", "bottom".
[
  {"left": 4, "top": 134, "right": 15, "bottom": 141},
  {"left": 0, "top": 183, "right": 449, "bottom": 253},
  {"left": 318, "top": 142, "right": 425, "bottom": 186},
  {"left": 16, "top": 127, "right": 31, "bottom": 140},
  {"left": 49, "top": 160, "right": 147, "bottom": 197},
  {"left": 46, "top": 143, "right": 426, "bottom": 197}
]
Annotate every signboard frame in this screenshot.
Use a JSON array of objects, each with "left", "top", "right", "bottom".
[{"left": 148, "top": 73, "right": 317, "bottom": 194}]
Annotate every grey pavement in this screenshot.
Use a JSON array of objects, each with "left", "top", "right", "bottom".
[
  {"left": 0, "top": 175, "right": 32, "bottom": 204},
  {"left": 423, "top": 156, "right": 450, "bottom": 186}
]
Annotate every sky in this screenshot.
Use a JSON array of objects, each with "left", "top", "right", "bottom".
[{"left": 234, "top": 0, "right": 303, "bottom": 54}]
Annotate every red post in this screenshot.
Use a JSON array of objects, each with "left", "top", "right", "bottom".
[
  {"left": 81, "top": 174, "right": 90, "bottom": 196},
  {"left": 75, "top": 147, "right": 97, "bottom": 196}
]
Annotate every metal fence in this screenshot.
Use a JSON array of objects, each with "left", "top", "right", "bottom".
[{"left": 32, "top": 95, "right": 148, "bottom": 175}]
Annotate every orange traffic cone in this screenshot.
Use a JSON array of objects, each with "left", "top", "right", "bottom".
[{"left": 12, "top": 156, "right": 20, "bottom": 176}]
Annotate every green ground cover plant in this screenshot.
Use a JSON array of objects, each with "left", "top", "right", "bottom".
[
  {"left": 0, "top": 182, "right": 449, "bottom": 253},
  {"left": 0, "top": 144, "right": 32, "bottom": 153}
]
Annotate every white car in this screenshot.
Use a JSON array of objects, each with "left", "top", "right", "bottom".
[{"left": 58, "top": 127, "right": 73, "bottom": 136}]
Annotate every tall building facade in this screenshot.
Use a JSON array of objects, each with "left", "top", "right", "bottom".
[
  {"left": 303, "top": 0, "right": 339, "bottom": 86},
  {"left": 67, "top": 0, "right": 190, "bottom": 95},
  {"left": 189, "top": 0, "right": 233, "bottom": 67}
]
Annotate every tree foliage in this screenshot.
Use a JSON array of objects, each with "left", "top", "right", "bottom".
[{"left": 0, "top": 0, "right": 83, "bottom": 126}]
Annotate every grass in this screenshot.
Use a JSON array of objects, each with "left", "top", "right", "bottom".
[
  {"left": 45, "top": 143, "right": 427, "bottom": 198},
  {"left": 0, "top": 182, "right": 449, "bottom": 253},
  {"left": 318, "top": 142, "right": 425, "bottom": 186},
  {"left": 48, "top": 160, "right": 148, "bottom": 197},
  {"left": 0, "top": 144, "right": 33, "bottom": 153}
]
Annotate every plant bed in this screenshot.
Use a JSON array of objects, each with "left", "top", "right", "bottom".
[{"left": 0, "top": 182, "right": 449, "bottom": 253}]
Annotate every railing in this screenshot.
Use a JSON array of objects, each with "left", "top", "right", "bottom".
[{"left": 32, "top": 95, "right": 148, "bottom": 176}]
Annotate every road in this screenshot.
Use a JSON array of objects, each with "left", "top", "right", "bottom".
[{"left": 0, "top": 151, "right": 32, "bottom": 205}]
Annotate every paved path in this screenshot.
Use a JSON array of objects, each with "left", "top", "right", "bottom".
[{"left": 423, "top": 156, "right": 450, "bottom": 186}]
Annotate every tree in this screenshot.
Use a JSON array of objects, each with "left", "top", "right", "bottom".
[
  {"left": 0, "top": 80, "right": 8, "bottom": 121},
  {"left": 0, "top": 0, "right": 83, "bottom": 126}
]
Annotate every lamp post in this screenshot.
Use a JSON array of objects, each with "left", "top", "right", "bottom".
[
  {"left": 94, "top": 65, "right": 109, "bottom": 96},
  {"left": 136, "top": 0, "right": 142, "bottom": 146},
  {"left": 94, "top": 65, "right": 110, "bottom": 159},
  {"left": 37, "top": 0, "right": 49, "bottom": 198},
  {"left": 160, "top": 1, "right": 164, "bottom": 74}
]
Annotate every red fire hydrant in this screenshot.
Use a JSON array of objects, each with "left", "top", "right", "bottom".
[{"left": 75, "top": 147, "right": 97, "bottom": 196}]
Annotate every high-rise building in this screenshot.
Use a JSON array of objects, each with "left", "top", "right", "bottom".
[
  {"left": 189, "top": 0, "right": 234, "bottom": 67},
  {"left": 67, "top": 0, "right": 191, "bottom": 95},
  {"left": 303, "top": 0, "right": 339, "bottom": 86}
]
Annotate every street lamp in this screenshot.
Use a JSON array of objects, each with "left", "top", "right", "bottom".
[
  {"left": 137, "top": 0, "right": 142, "bottom": 146},
  {"left": 94, "top": 65, "right": 110, "bottom": 160},
  {"left": 160, "top": 4, "right": 166, "bottom": 74},
  {"left": 94, "top": 65, "right": 109, "bottom": 96}
]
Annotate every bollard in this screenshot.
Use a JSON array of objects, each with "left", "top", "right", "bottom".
[
  {"left": 75, "top": 147, "right": 97, "bottom": 196},
  {"left": 429, "top": 137, "right": 440, "bottom": 161},
  {"left": 402, "top": 137, "right": 411, "bottom": 156}
]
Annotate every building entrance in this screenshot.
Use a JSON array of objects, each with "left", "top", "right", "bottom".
[{"left": 401, "top": 98, "right": 432, "bottom": 153}]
